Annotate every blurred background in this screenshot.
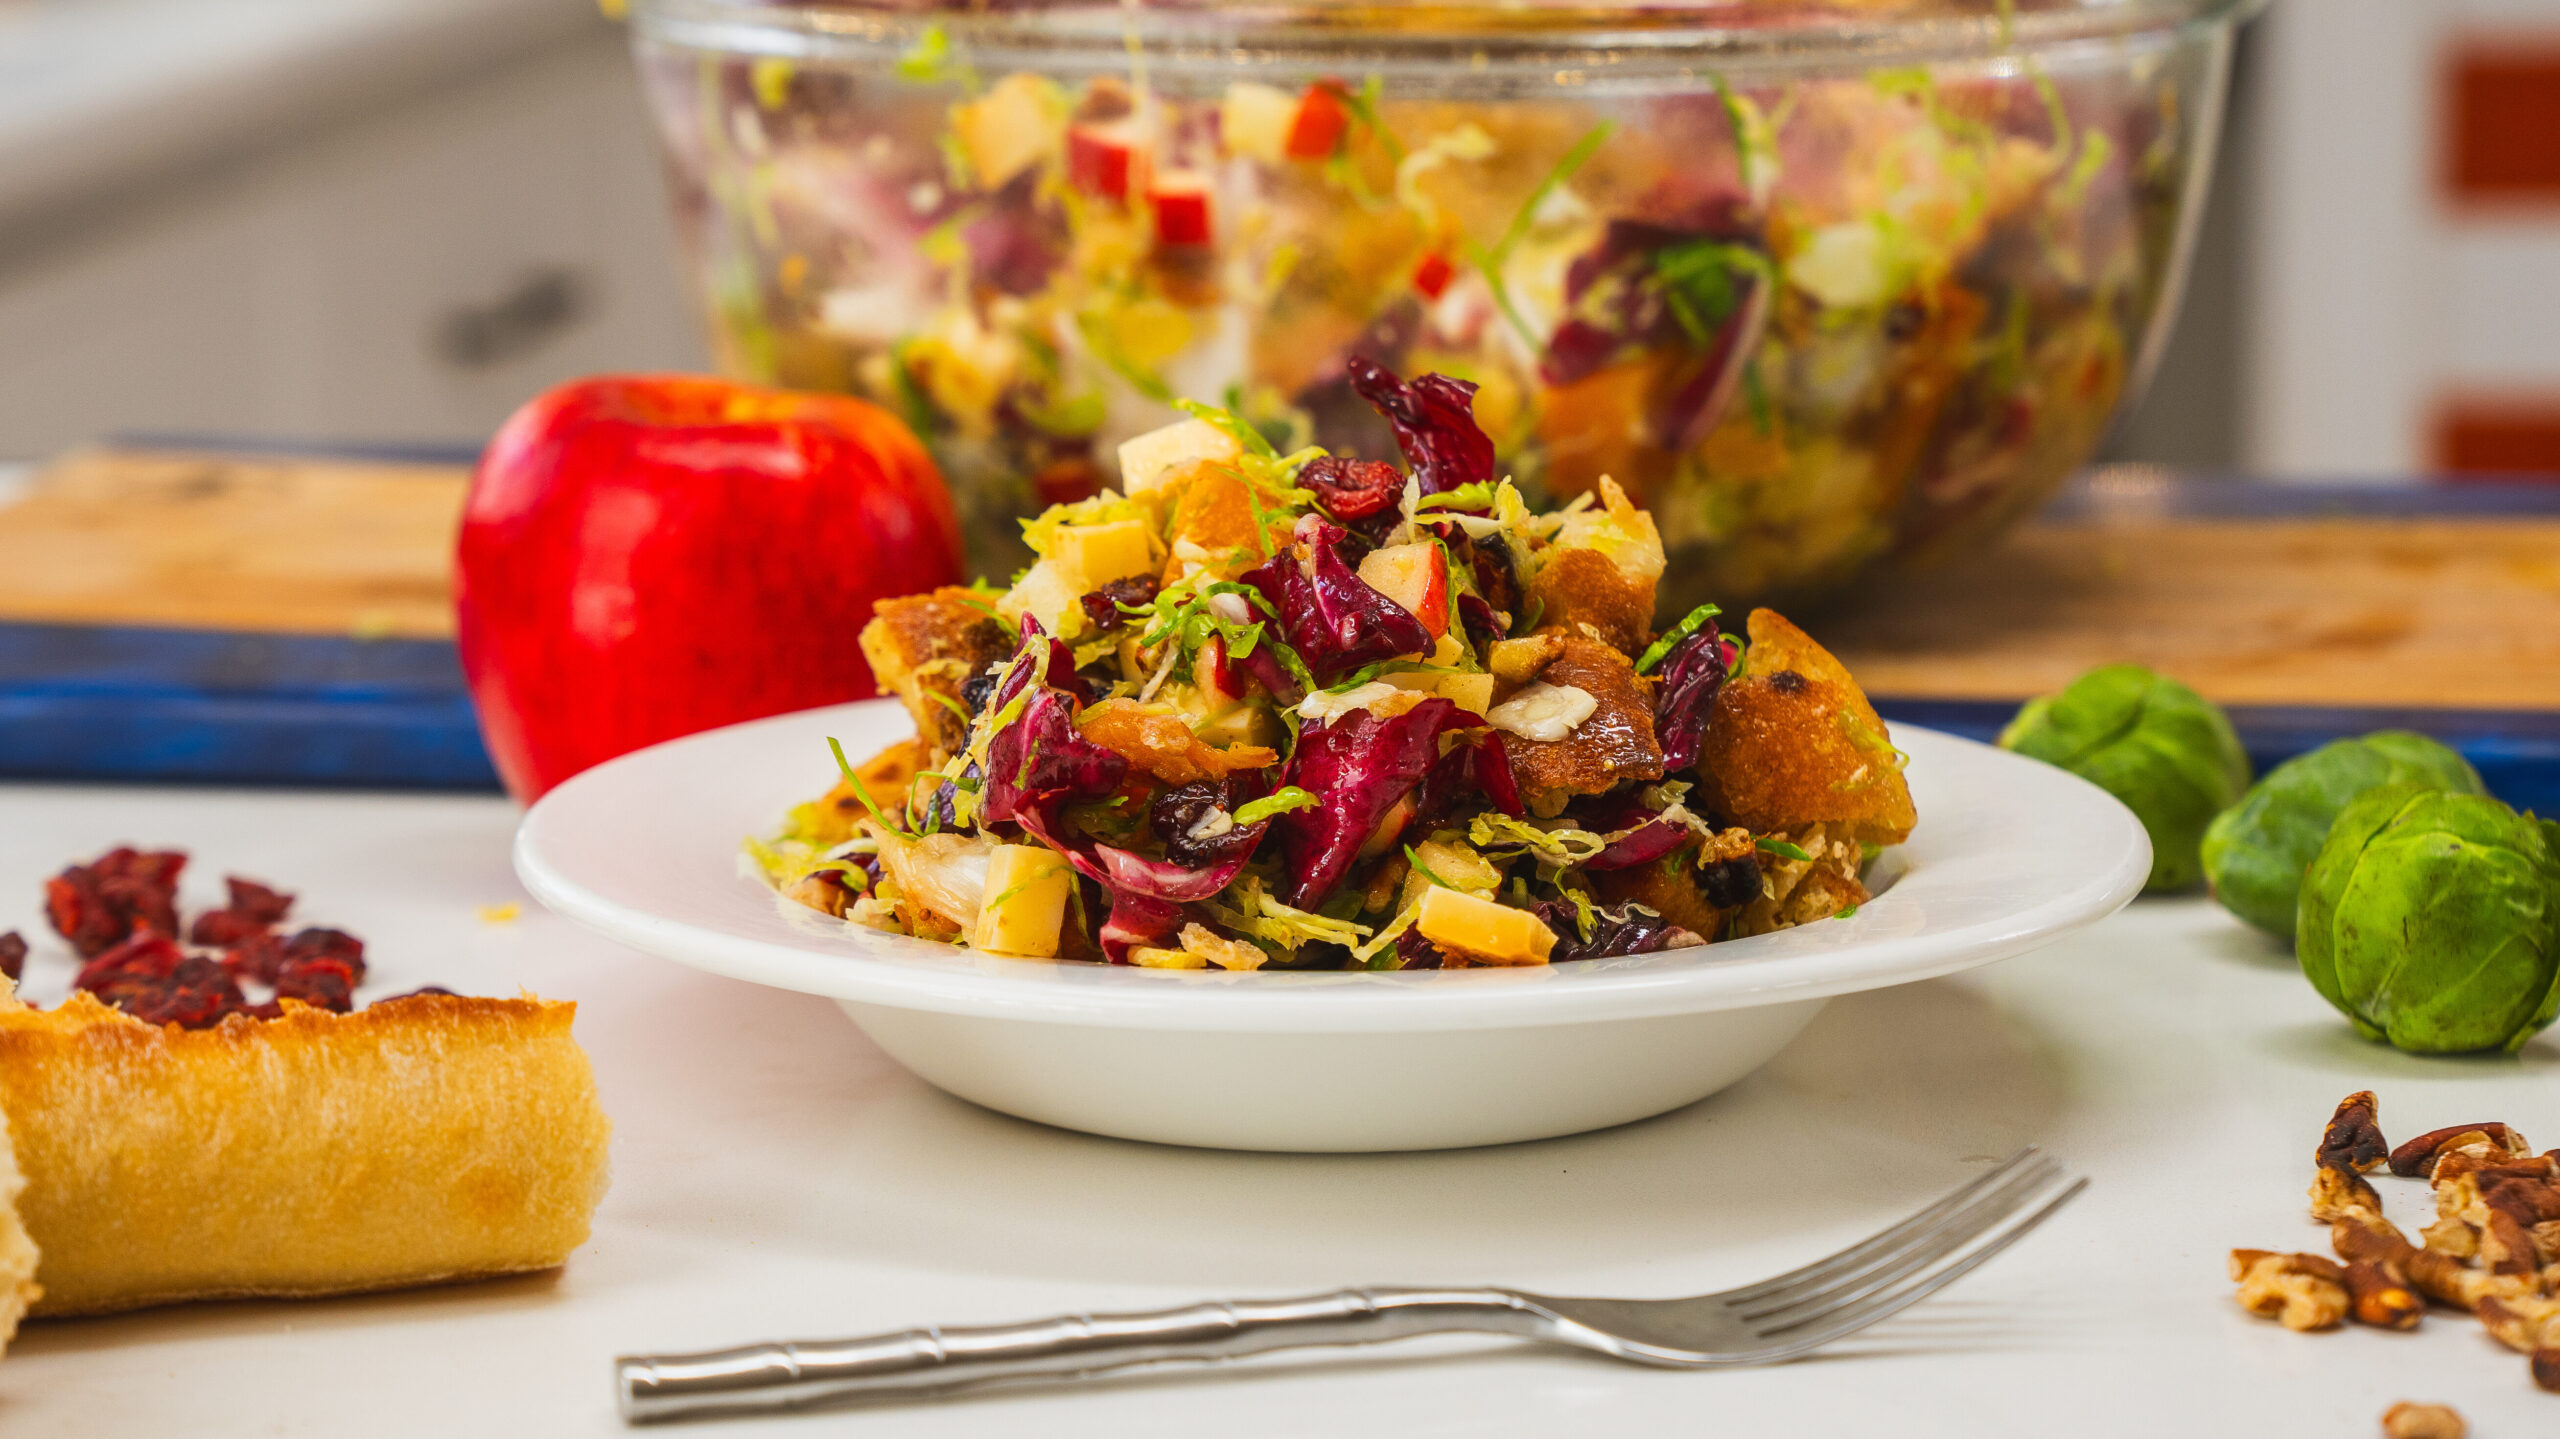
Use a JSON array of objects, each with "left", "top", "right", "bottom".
[{"left": 6, "top": 0, "right": 2557, "bottom": 479}]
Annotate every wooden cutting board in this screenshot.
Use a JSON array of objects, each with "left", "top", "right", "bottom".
[
  {"left": 0, "top": 446, "right": 468, "bottom": 641},
  {"left": 1, "top": 449, "right": 2552, "bottom": 712}
]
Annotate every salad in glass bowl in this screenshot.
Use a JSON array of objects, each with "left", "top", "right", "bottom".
[
  {"left": 632, "top": 0, "right": 2252, "bottom": 606},
  {"left": 749, "top": 362, "right": 1915, "bottom": 971}
]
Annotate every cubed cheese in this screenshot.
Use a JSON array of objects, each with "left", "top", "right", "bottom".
[
  {"left": 1219, "top": 82, "right": 1298, "bottom": 165},
  {"left": 997, "top": 558, "right": 1087, "bottom": 640},
  {"left": 951, "top": 74, "right": 1063, "bottom": 190},
  {"left": 1415, "top": 886, "right": 1557, "bottom": 966},
  {"left": 971, "top": 844, "right": 1074, "bottom": 957},
  {"left": 1118, "top": 418, "right": 1243, "bottom": 497},
  {"left": 1049, "top": 518, "right": 1156, "bottom": 593},
  {"left": 1129, "top": 945, "right": 1207, "bottom": 969}
]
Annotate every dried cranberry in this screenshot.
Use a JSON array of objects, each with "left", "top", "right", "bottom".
[
  {"left": 45, "top": 846, "right": 187, "bottom": 957},
  {"left": 1395, "top": 927, "right": 1449, "bottom": 970},
  {"left": 73, "top": 930, "right": 184, "bottom": 994},
  {"left": 0, "top": 931, "right": 23, "bottom": 983},
  {"left": 1078, "top": 575, "right": 1160, "bottom": 633},
  {"left": 189, "top": 908, "right": 268, "bottom": 947},
  {"left": 375, "top": 985, "right": 457, "bottom": 1004},
  {"left": 273, "top": 957, "right": 357, "bottom": 1013},
  {"left": 1149, "top": 780, "right": 1265, "bottom": 869},
  {"left": 281, "top": 928, "right": 367, "bottom": 986},
  {"left": 221, "top": 931, "right": 287, "bottom": 985},
  {"left": 1299, "top": 455, "right": 1404, "bottom": 522},
  {"left": 1698, "top": 853, "right": 1762, "bottom": 910},
  {"left": 1531, "top": 899, "right": 1697, "bottom": 962},
  {"left": 112, "top": 957, "right": 248, "bottom": 1028}
]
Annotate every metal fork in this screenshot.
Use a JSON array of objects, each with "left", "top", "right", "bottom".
[{"left": 616, "top": 1149, "right": 2083, "bottom": 1423}]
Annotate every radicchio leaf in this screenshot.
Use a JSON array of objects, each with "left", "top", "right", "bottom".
[
  {"left": 1274, "top": 697, "right": 1467, "bottom": 909},
  {"left": 978, "top": 688, "right": 1127, "bottom": 828},
  {"left": 1299, "top": 456, "right": 1405, "bottom": 523},
  {"left": 1242, "top": 516, "right": 1432, "bottom": 686},
  {"left": 1090, "top": 842, "right": 1258, "bottom": 904},
  {"left": 1653, "top": 631, "right": 1737, "bottom": 773},
  {"left": 1415, "top": 730, "right": 1522, "bottom": 826},
  {"left": 1344, "top": 356, "right": 1495, "bottom": 498},
  {"left": 1529, "top": 899, "right": 1702, "bottom": 962},
  {"left": 1583, "top": 817, "right": 1690, "bottom": 872}
]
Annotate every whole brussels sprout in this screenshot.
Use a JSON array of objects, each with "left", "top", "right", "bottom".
[
  {"left": 2298, "top": 785, "right": 2560, "bottom": 1054},
  {"left": 1998, "top": 665, "right": 2250, "bottom": 892},
  {"left": 2200, "top": 732, "right": 2485, "bottom": 939}
]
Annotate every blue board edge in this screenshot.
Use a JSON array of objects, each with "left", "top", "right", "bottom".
[{"left": 1875, "top": 698, "right": 2560, "bottom": 819}]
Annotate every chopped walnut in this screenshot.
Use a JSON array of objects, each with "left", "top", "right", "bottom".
[
  {"left": 2231, "top": 1249, "right": 2350, "bottom": 1331},
  {"left": 2380, "top": 1401, "right": 2466, "bottom": 1439}
]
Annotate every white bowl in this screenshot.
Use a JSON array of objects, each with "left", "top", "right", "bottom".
[{"left": 516, "top": 701, "right": 2149, "bottom": 1152}]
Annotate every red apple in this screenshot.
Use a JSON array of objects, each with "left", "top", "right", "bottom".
[
  {"left": 1411, "top": 249, "right": 1455, "bottom": 301},
  {"left": 1067, "top": 119, "right": 1149, "bottom": 201},
  {"left": 1148, "top": 168, "right": 1214, "bottom": 248},
  {"left": 1285, "top": 81, "right": 1351, "bottom": 160},
  {"left": 456, "top": 375, "right": 962, "bottom": 801},
  {"left": 1356, "top": 541, "right": 1451, "bottom": 640}
]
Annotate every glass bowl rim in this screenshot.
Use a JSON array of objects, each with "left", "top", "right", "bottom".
[{"left": 626, "top": 0, "right": 2270, "bottom": 71}]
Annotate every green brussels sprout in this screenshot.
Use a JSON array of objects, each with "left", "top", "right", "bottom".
[
  {"left": 2200, "top": 732, "right": 2485, "bottom": 939},
  {"left": 1998, "top": 665, "right": 2250, "bottom": 892},
  {"left": 2298, "top": 785, "right": 2560, "bottom": 1054}
]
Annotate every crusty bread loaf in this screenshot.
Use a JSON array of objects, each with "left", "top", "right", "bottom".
[
  {"left": 0, "top": 987, "right": 610, "bottom": 1317},
  {"left": 0, "top": 1065, "right": 37, "bottom": 1351}
]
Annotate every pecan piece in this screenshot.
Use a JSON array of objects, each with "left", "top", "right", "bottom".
[
  {"left": 2535, "top": 1349, "right": 2560, "bottom": 1394},
  {"left": 2230, "top": 1249, "right": 2350, "bottom": 1331},
  {"left": 2381, "top": 1402, "right": 2466, "bottom": 1439},
  {"left": 2342, "top": 1259, "right": 2424, "bottom": 1331},
  {"left": 2389, "top": 1123, "right": 2531, "bottom": 1177},
  {"left": 2319, "top": 1091, "right": 2390, "bottom": 1174},
  {"left": 2332, "top": 1216, "right": 2496, "bottom": 1310},
  {"left": 2311, "top": 1161, "right": 2386, "bottom": 1225}
]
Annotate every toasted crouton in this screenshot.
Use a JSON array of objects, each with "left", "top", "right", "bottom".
[
  {"left": 859, "top": 587, "right": 1010, "bottom": 758},
  {"left": 1501, "top": 637, "right": 1665, "bottom": 812},
  {"left": 1695, "top": 610, "right": 1916, "bottom": 846},
  {"left": 1527, "top": 478, "right": 1664, "bottom": 654}
]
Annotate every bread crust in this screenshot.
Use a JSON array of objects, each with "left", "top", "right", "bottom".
[{"left": 0, "top": 989, "right": 610, "bottom": 1317}]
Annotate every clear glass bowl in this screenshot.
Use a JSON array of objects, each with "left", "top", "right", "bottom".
[{"left": 628, "top": 0, "right": 2259, "bottom": 608}]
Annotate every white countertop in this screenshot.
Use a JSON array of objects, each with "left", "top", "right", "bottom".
[{"left": 0, "top": 780, "right": 2550, "bottom": 1435}]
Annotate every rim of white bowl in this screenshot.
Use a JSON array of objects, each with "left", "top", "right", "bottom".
[{"left": 517, "top": 701, "right": 2149, "bottom": 1033}]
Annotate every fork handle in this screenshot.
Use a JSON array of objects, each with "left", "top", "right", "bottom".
[{"left": 616, "top": 1286, "right": 1541, "bottom": 1422}]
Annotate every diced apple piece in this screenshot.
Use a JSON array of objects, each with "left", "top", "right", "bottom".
[
  {"left": 1551, "top": 477, "right": 1666, "bottom": 582},
  {"left": 1068, "top": 117, "right": 1149, "bottom": 201},
  {"left": 1148, "top": 169, "right": 1214, "bottom": 248},
  {"left": 971, "top": 844, "right": 1073, "bottom": 957},
  {"left": 997, "top": 558, "right": 1087, "bottom": 640},
  {"left": 1434, "top": 671, "right": 1495, "bottom": 717},
  {"left": 1220, "top": 82, "right": 1298, "bottom": 164},
  {"left": 950, "top": 74, "right": 1062, "bottom": 190},
  {"left": 1415, "top": 886, "right": 1556, "bottom": 966},
  {"left": 1049, "top": 518, "right": 1156, "bottom": 594},
  {"left": 1284, "top": 81, "right": 1350, "bottom": 160},
  {"left": 1118, "top": 417, "right": 1244, "bottom": 496},
  {"left": 1412, "top": 250, "right": 1455, "bottom": 300},
  {"left": 1356, "top": 542, "right": 1451, "bottom": 639}
]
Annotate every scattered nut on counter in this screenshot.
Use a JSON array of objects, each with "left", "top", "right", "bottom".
[
  {"left": 2381, "top": 1401, "right": 2466, "bottom": 1439},
  {"left": 2231, "top": 1089, "right": 2560, "bottom": 1399}
]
